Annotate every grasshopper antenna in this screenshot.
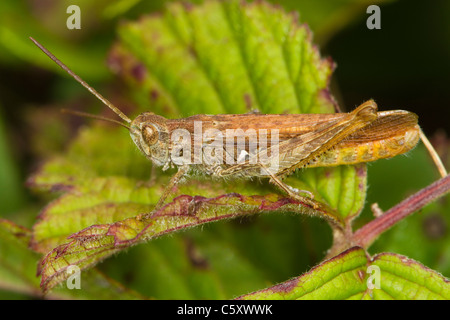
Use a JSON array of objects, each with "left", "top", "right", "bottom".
[
  {"left": 29, "top": 37, "right": 132, "bottom": 124},
  {"left": 419, "top": 129, "right": 447, "bottom": 178},
  {"left": 61, "top": 109, "right": 131, "bottom": 130}
]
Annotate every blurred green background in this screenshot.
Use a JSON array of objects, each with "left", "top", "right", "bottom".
[{"left": 0, "top": 0, "right": 448, "bottom": 299}]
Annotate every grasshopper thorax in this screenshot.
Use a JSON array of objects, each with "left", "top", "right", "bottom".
[{"left": 130, "top": 112, "right": 170, "bottom": 167}]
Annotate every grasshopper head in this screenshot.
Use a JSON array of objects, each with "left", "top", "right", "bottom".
[
  {"left": 29, "top": 38, "right": 171, "bottom": 169},
  {"left": 130, "top": 112, "right": 170, "bottom": 167}
]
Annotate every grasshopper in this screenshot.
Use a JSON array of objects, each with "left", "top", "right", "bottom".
[{"left": 30, "top": 37, "right": 446, "bottom": 212}]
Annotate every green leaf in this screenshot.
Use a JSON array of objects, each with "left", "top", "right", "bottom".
[
  {"left": 28, "top": 0, "right": 368, "bottom": 294},
  {"left": 238, "top": 246, "right": 450, "bottom": 300},
  {"left": 109, "top": 0, "right": 335, "bottom": 116},
  {"left": 0, "top": 219, "right": 41, "bottom": 296},
  {"left": 37, "top": 192, "right": 335, "bottom": 293},
  {"left": 0, "top": 219, "right": 142, "bottom": 299}
]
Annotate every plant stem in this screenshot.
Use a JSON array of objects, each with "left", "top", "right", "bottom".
[{"left": 353, "top": 174, "right": 450, "bottom": 248}]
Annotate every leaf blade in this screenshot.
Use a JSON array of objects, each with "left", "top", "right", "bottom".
[{"left": 238, "top": 247, "right": 450, "bottom": 300}]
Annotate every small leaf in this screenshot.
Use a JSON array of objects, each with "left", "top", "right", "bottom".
[{"left": 238, "top": 246, "right": 450, "bottom": 300}]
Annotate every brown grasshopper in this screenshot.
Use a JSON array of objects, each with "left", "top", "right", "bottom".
[{"left": 31, "top": 37, "right": 445, "bottom": 212}]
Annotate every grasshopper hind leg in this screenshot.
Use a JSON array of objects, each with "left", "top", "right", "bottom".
[
  {"left": 212, "top": 163, "right": 321, "bottom": 210},
  {"left": 256, "top": 163, "right": 319, "bottom": 209},
  {"left": 268, "top": 173, "right": 319, "bottom": 210}
]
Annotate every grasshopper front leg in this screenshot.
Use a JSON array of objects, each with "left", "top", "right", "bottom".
[{"left": 154, "top": 165, "right": 190, "bottom": 211}]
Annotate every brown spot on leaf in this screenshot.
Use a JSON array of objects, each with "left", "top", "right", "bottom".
[
  {"left": 319, "top": 88, "right": 340, "bottom": 113},
  {"left": 185, "top": 238, "right": 209, "bottom": 270},
  {"left": 107, "top": 45, "right": 127, "bottom": 76},
  {"left": 150, "top": 89, "right": 159, "bottom": 101},
  {"left": 358, "top": 182, "right": 365, "bottom": 191},
  {"left": 49, "top": 183, "right": 75, "bottom": 193},
  {"left": 182, "top": 1, "right": 194, "bottom": 11},
  {"left": 266, "top": 277, "right": 300, "bottom": 294},
  {"left": 131, "top": 64, "right": 146, "bottom": 82},
  {"left": 188, "top": 45, "right": 198, "bottom": 58},
  {"left": 357, "top": 165, "right": 366, "bottom": 177},
  {"left": 290, "top": 10, "right": 299, "bottom": 23},
  {"left": 244, "top": 93, "right": 252, "bottom": 111},
  {"left": 422, "top": 213, "right": 447, "bottom": 240},
  {"left": 357, "top": 269, "right": 365, "bottom": 282}
]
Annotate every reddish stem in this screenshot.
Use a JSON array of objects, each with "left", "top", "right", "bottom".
[{"left": 353, "top": 174, "right": 450, "bottom": 248}]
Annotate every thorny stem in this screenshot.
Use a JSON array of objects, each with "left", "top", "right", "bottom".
[{"left": 353, "top": 174, "right": 450, "bottom": 248}]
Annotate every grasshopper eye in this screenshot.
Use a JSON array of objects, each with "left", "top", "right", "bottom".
[{"left": 142, "top": 124, "right": 159, "bottom": 145}]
